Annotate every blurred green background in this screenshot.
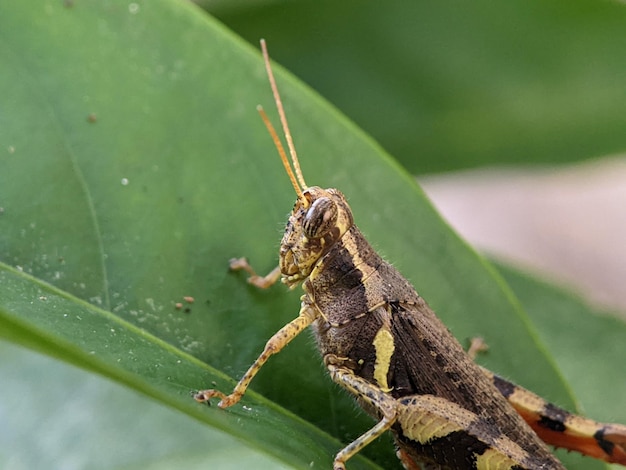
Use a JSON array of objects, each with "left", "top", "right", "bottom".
[{"left": 208, "top": 0, "right": 626, "bottom": 173}]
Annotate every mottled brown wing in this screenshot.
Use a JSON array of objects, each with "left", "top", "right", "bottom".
[{"left": 388, "top": 301, "right": 563, "bottom": 469}]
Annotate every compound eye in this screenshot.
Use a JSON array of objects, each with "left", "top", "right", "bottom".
[{"left": 303, "top": 197, "right": 337, "bottom": 238}]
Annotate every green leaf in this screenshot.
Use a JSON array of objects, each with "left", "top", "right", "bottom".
[
  {"left": 210, "top": 0, "right": 626, "bottom": 173},
  {"left": 0, "top": 341, "right": 292, "bottom": 470},
  {"left": 0, "top": 2, "right": 622, "bottom": 469},
  {"left": 0, "top": 265, "right": 365, "bottom": 469}
]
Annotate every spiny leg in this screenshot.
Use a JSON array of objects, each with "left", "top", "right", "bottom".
[
  {"left": 195, "top": 303, "right": 318, "bottom": 408},
  {"left": 466, "top": 336, "right": 489, "bottom": 360},
  {"left": 468, "top": 338, "right": 626, "bottom": 464},
  {"left": 325, "top": 357, "right": 399, "bottom": 470},
  {"left": 229, "top": 258, "right": 282, "bottom": 289},
  {"left": 481, "top": 367, "right": 626, "bottom": 465}
]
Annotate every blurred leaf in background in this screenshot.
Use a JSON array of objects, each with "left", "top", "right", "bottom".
[{"left": 207, "top": 0, "right": 626, "bottom": 174}]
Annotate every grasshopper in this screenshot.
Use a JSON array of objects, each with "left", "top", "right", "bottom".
[{"left": 195, "top": 40, "right": 626, "bottom": 469}]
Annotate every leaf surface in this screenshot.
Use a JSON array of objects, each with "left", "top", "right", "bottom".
[{"left": 0, "top": 2, "right": 622, "bottom": 469}]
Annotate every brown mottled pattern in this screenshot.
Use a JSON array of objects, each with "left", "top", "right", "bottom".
[
  {"left": 295, "top": 188, "right": 564, "bottom": 469},
  {"left": 200, "top": 42, "right": 625, "bottom": 469}
]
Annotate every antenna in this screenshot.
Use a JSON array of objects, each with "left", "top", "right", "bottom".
[
  {"left": 259, "top": 39, "right": 308, "bottom": 196},
  {"left": 257, "top": 105, "right": 302, "bottom": 199}
]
